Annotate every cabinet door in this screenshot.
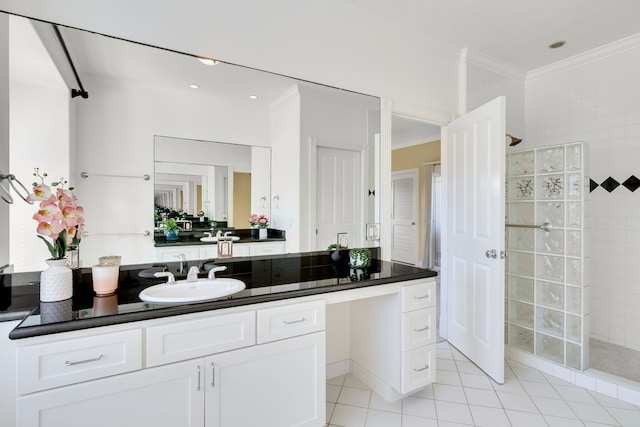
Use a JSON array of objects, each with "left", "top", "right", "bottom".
[
  {"left": 17, "top": 359, "right": 205, "bottom": 427},
  {"left": 205, "top": 332, "right": 325, "bottom": 427}
]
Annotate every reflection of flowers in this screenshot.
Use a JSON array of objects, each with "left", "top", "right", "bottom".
[
  {"left": 28, "top": 168, "right": 84, "bottom": 260},
  {"left": 249, "top": 213, "right": 269, "bottom": 228}
]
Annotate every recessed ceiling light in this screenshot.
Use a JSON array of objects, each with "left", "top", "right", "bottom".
[
  {"left": 189, "top": 84, "right": 199, "bottom": 89},
  {"left": 196, "top": 57, "right": 219, "bottom": 66},
  {"left": 249, "top": 95, "right": 259, "bottom": 100},
  {"left": 549, "top": 40, "right": 566, "bottom": 49}
]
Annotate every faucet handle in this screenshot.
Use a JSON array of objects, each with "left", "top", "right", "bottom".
[
  {"left": 154, "top": 271, "right": 176, "bottom": 284},
  {"left": 187, "top": 266, "right": 200, "bottom": 282},
  {"left": 207, "top": 266, "right": 227, "bottom": 279}
]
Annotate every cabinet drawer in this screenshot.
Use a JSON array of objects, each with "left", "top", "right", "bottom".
[
  {"left": 250, "top": 242, "right": 285, "bottom": 256},
  {"left": 17, "top": 329, "right": 142, "bottom": 395},
  {"left": 401, "top": 280, "right": 436, "bottom": 312},
  {"left": 401, "top": 344, "right": 435, "bottom": 394},
  {"left": 146, "top": 311, "right": 255, "bottom": 367},
  {"left": 401, "top": 308, "right": 435, "bottom": 351},
  {"left": 257, "top": 300, "right": 325, "bottom": 344}
]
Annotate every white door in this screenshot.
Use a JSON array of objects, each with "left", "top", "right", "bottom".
[
  {"left": 391, "top": 169, "right": 418, "bottom": 265},
  {"left": 443, "top": 96, "right": 506, "bottom": 384},
  {"left": 316, "top": 146, "right": 361, "bottom": 250}
]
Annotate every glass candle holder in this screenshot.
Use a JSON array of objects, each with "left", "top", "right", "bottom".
[{"left": 91, "top": 263, "right": 120, "bottom": 296}]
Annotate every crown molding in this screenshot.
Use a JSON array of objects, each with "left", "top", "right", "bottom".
[
  {"left": 527, "top": 33, "right": 640, "bottom": 81},
  {"left": 461, "top": 48, "right": 526, "bottom": 82}
]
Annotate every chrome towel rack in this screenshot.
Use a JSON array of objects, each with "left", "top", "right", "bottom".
[
  {"left": 0, "top": 173, "right": 33, "bottom": 205},
  {"left": 81, "top": 172, "right": 150, "bottom": 181},
  {"left": 505, "top": 222, "right": 553, "bottom": 232}
]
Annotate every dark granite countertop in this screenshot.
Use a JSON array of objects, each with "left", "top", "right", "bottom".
[{"left": 1, "top": 249, "right": 437, "bottom": 339}]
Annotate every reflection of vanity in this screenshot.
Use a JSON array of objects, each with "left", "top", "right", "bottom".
[
  {"left": 154, "top": 227, "right": 287, "bottom": 260},
  {"left": 2, "top": 253, "right": 437, "bottom": 426}
]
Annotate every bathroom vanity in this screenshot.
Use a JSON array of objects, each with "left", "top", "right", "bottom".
[{"left": 0, "top": 252, "right": 437, "bottom": 427}]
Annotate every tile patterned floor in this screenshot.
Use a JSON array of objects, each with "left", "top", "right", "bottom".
[{"left": 325, "top": 341, "right": 640, "bottom": 427}]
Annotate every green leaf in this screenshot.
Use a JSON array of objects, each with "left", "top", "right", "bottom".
[{"left": 37, "top": 235, "right": 58, "bottom": 259}]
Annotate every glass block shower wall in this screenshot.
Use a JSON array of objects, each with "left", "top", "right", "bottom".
[{"left": 506, "top": 142, "right": 587, "bottom": 370}]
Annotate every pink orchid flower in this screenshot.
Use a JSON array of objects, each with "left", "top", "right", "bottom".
[
  {"left": 27, "top": 184, "right": 52, "bottom": 202},
  {"left": 33, "top": 200, "right": 61, "bottom": 223},
  {"left": 37, "top": 220, "right": 65, "bottom": 240},
  {"left": 56, "top": 188, "right": 74, "bottom": 204}
]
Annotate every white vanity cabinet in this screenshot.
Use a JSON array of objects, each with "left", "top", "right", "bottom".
[
  {"left": 15, "top": 299, "right": 326, "bottom": 427},
  {"left": 17, "top": 358, "right": 204, "bottom": 427},
  {"left": 349, "top": 278, "right": 436, "bottom": 401}
]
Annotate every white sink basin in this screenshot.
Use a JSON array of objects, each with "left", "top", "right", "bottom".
[
  {"left": 139, "top": 278, "right": 246, "bottom": 304},
  {"left": 200, "top": 236, "right": 240, "bottom": 243}
]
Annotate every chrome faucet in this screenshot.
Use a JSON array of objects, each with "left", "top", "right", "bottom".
[
  {"left": 186, "top": 266, "right": 200, "bottom": 282},
  {"left": 207, "top": 266, "right": 227, "bottom": 279},
  {"left": 154, "top": 271, "right": 176, "bottom": 284}
]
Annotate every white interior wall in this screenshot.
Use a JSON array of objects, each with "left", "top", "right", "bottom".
[
  {"left": 270, "top": 87, "right": 302, "bottom": 253},
  {"left": 463, "top": 50, "right": 526, "bottom": 140},
  {"left": 525, "top": 39, "right": 640, "bottom": 352},
  {"left": 8, "top": 14, "right": 70, "bottom": 273}
]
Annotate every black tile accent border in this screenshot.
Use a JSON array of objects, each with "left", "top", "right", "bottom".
[
  {"left": 590, "top": 176, "right": 640, "bottom": 193},
  {"left": 623, "top": 175, "right": 640, "bottom": 192},
  {"left": 600, "top": 177, "right": 620, "bottom": 193}
]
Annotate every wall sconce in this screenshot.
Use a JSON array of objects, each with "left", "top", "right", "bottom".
[
  {"left": 260, "top": 196, "right": 266, "bottom": 208},
  {"left": 273, "top": 195, "right": 280, "bottom": 208}
]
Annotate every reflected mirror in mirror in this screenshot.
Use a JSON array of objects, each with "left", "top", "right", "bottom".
[
  {"left": 5, "top": 11, "right": 380, "bottom": 271},
  {"left": 154, "top": 135, "right": 270, "bottom": 234}
]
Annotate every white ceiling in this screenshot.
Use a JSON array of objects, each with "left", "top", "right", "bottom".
[{"left": 341, "top": 0, "right": 640, "bottom": 73}]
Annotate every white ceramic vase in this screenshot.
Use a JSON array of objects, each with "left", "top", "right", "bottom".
[
  {"left": 259, "top": 228, "right": 268, "bottom": 239},
  {"left": 40, "top": 259, "right": 73, "bottom": 302}
]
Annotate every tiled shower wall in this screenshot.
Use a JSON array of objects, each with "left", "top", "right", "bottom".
[
  {"left": 525, "top": 38, "right": 640, "bottom": 353},
  {"left": 506, "top": 143, "right": 587, "bottom": 370}
]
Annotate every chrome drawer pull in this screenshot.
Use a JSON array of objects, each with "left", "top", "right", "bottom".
[
  {"left": 65, "top": 354, "right": 104, "bottom": 366},
  {"left": 413, "top": 294, "right": 429, "bottom": 300},
  {"left": 413, "top": 364, "right": 429, "bottom": 372},
  {"left": 283, "top": 317, "right": 306, "bottom": 325},
  {"left": 197, "top": 365, "right": 201, "bottom": 391},
  {"left": 413, "top": 326, "right": 430, "bottom": 332}
]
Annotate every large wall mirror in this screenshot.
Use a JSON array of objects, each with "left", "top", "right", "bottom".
[{"left": 4, "top": 11, "right": 380, "bottom": 271}]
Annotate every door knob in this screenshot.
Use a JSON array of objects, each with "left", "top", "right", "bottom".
[{"left": 485, "top": 249, "right": 497, "bottom": 259}]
